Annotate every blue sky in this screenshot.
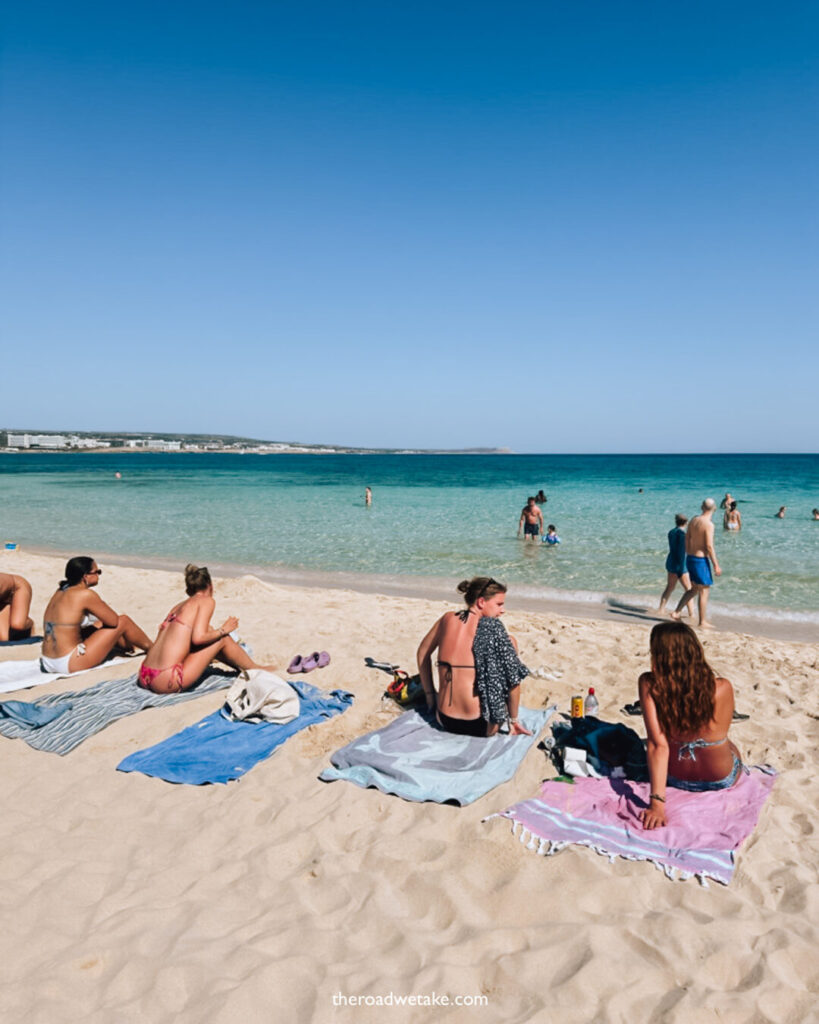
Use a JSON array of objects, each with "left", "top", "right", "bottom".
[{"left": 2, "top": 2, "right": 816, "bottom": 451}]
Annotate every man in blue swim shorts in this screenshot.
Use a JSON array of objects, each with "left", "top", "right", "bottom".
[{"left": 672, "top": 498, "right": 722, "bottom": 629}]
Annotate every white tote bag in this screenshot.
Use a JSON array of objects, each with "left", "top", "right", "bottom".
[{"left": 224, "top": 670, "right": 300, "bottom": 724}]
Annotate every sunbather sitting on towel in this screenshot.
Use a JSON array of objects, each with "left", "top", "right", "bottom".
[
  {"left": 0, "top": 572, "right": 34, "bottom": 641},
  {"left": 138, "top": 564, "right": 276, "bottom": 693},
  {"left": 639, "top": 621, "right": 743, "bottom": 830},
  {"left": 41, "top": 557, "right": 152, "bottom": 673},
  {"left": 417, "top": 576, "right": 531, "bottom": 737}
]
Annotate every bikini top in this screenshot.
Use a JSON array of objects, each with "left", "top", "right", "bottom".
[
  {"left": 676, "top": 736, "right": 728, "bottom": 762},
  {"left": 160, "top": 612, "right": 192, "bottom": 631},
  {"left": 43, "top": 613, "right": 97, "bottom": 641}
]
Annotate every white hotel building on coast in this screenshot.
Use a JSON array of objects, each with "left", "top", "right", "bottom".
[{"left": 5, "top": 433, "right": 180, "bottom": 451}]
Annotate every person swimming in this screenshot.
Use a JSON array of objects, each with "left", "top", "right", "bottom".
[
  {"left": 638, "top": 621, "right": 743, "bottom": 830},
  {"left": 138, "top": 564, "right": 277, "bottom": 693},
  {"left": 416, "top": 576, "right": 531, "bottom": 737}
]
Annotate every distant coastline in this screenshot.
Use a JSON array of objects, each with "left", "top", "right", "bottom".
[{"left": 0, "top": 428, "right": 509, "bottom": 456}]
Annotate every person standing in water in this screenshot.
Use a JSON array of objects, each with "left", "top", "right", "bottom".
[
  {"left": 658, "top": 515, "right": 692, "bottom": 615},
  {"left": 672, "top": 499, "right": 721, "bottom": 629},
  {"left": 723, "top": 501, "right": 741, "bottom": 532},
  {"left": 365, "top": 486, "right": 372, "bottom": 507},
  {"left": 518, "top": 497, "right": 544, "bottom": 542}
]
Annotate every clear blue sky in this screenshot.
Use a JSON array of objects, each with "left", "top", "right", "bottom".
[{"left": 2, "top": 2, "right": 816, "bottom": 451}]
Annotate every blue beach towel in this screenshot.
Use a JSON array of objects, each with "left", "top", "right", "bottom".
[
  {"left": 320, "top": 704, "right": 555, "bottom": 805},
  {"left": 0, "top": 635, "right": 43, "bottom": 647},
  {"left": 0, "top": 669, "right": 234, "bottom": 755},
  {"left": 117, "top": 679, "right": 354, "bottom": 784},
  {"left": 0, "top": 699, "right": 70, "bottom": 727}
]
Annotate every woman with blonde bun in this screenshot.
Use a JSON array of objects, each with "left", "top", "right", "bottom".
[
  {"left": 138, "top": 564, "right": 275, "bottom": 693},
  {"left": 416, "top": 576, "right": 531, "bottom": 737}
]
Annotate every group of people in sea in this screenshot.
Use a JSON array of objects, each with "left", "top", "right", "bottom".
[
  {"left": 2, "top": 555, "right": 746, "bottom": 831},
  {"left": 0, "top": 559, "right": 275, "bottom": 692},
  {"left": 659, "top": 492, "right": 818, "bottom": 630},
  {"left": 517, "top": 495, "right": 560, "bottom": 544}
]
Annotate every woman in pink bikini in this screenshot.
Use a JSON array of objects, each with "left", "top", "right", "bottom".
[{"left": 139, "top": 564, "right": 275, "bottom": 693}]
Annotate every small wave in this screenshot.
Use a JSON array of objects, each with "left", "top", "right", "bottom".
[{"left": 506, "top": 582, "right": 819, "bottom": 626}]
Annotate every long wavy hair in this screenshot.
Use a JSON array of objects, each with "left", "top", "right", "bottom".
[{"left": 647, "top": 621, "right": 716, "bottom": 736}]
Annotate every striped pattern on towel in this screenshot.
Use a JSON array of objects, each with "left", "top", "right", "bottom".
[
  {"left": 0, "top": 670, "right": 234, "bottom": 755},
  {"left": 489, "top": 768, "right": 777, "bottom": 886}
]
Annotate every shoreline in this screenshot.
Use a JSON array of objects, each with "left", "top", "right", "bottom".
[
  {"left": 1, "top": 548, "right": 817, "bottom": 1020},
  {"left": 9, "top": 541, "right": 817, "bottom": 645}
]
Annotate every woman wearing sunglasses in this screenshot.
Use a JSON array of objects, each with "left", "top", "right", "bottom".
[
  {"left": 416, "top": 576, "right": 532, "bottom": 737},
  {"left": 40, "top": 556, "right": 152, "bottom": 674}
]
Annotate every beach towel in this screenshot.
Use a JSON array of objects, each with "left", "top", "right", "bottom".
[
  {"left": 0, "top": 699, "right": 70, "bottom": 727},
  {"left": 0, "top": 669, "right": 234, "bottom": 755},
  {"left": 0, "top": 655, "right": 128, "bottom": 695},
  {"left": 490, "top": 769, "right": 777, "bottom": 886},
  {"left": 117, "top": 679, "right": 354, "bottom": 784},
  {"left": 319, "top": 704, "right": 554, "bottom": 805},
  {"left": 0, "top": 635, "right": 43, "bottom": 647}
]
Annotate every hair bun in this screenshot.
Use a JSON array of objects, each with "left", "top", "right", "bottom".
[
  {"left": 184, "top": 563, "right": 212, "bottom": 596},
  {"left": 456, "top": 580, "right": 470, "bottom": 594}
]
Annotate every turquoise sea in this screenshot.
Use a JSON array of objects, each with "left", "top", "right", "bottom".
[{"left": 1, "top": 452, "right": 818, "bottom": 628}]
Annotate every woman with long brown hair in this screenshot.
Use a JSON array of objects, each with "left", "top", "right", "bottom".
[{"left": 639, "top": 620, "right": 743, "bottom": 829}]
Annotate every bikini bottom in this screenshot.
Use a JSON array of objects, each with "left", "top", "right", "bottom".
[
  {"left": 40, "top": 643, "right": 86, "bottom": 674},
  {"left": 436, "top": 709, "right": 489, "bottom": 738},
  {"left": 668, "top": 753, "right": 745, "bottom": 792},
  {"left": 138, "top": 662, "right": 184, "bottom": 692}
]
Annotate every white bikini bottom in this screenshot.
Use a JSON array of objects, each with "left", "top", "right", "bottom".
[{"left": 40, "top": 643, "right": 86, "bottom": 674}]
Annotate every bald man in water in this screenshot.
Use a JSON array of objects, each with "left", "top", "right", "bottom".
[{"left": 671, "top": 498, "right": 722, "bottom": 629}]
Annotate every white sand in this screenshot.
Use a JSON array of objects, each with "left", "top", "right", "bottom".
[{"left": 1, "top": 551, "right": 817, "bottom": 1023}]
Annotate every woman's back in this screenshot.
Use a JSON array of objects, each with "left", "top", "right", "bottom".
[
  {"left": 641, "top": 671, "right": 737, "bottom": 783},
  {"left": 436, "top": 611, "right": 480, "bottom": 718},
  {"left": 42, "top": 587, "right": 89, "bottom": 655},
  {"left": 142, "top": 595, "right": 203, "bottom": 669}
]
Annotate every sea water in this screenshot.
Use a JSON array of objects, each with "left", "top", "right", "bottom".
[{"left": 1, "top": 452, "right": 817, "bottom": 627}]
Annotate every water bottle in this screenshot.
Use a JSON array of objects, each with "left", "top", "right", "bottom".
[{"left": 584, "top": 687, "right": 599, "bottom": 717}]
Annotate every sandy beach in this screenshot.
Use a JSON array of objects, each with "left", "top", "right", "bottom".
[{"left": 1, "top": 549, "right": 817, "bottom": 1023}]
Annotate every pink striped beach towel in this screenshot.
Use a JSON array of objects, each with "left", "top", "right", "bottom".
[{"left": 491, "top": 768, "right": 776, "bottom": 886}]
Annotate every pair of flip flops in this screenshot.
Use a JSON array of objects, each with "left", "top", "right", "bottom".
[{"left": 287, "top": 651, "right": 330, "bottom": 674}]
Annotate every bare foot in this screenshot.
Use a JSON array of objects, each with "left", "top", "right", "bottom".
[
  {"left": 698, "top": 621, "right": 715, "bottom": 630},
  {"left": 669, "top": 611, "right": 681, "bottom": 621}
]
